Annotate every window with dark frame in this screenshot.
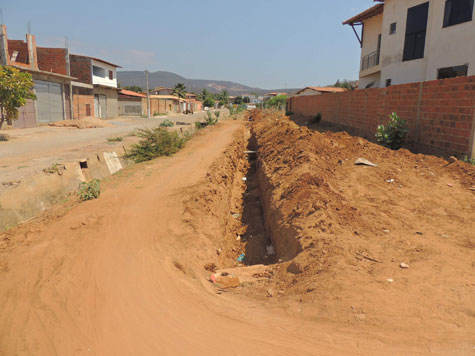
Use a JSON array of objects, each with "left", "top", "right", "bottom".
[
  {"left": 443, "top": 0, "right": 474, "bottom": 27},
  {"left": 437, "top": 64, "right": 469, "bottom": 79},
  {"left": 403, "top": 2, "right": 429, "bottom": 61},
  {"left": 390, "top": 22, "right": 397, "bottom": 34},
  {"left": 385, "top": 79, "right": 392, "bottom": 87},
  {"left": 109, "top": 70, "right": 113, "bottom": 80}
]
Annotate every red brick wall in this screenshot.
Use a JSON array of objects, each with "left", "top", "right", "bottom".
[
  {"left": 69, "top": 55, "right": 92, "bottom": 84},
  {"left": 289, "top": 76, "right": 475, "bottom": 157},
  {"left": 72, "top": 87, "right": 94, "bottom": 119},
  {"left": 7, "top": 40, "right": 29, "bottom": 64},
  {"left": 37, "top": 47, "right": 67, "bottom": 75}
]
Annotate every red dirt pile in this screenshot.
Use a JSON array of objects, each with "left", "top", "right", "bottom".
[{"left": 243, "top": 110, "right": 474, "bottom": 346}]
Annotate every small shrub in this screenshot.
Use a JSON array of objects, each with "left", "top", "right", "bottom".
[
  {"left": 196, "top": 111, "right": 218, "bottom": 130},
  {"left": 310, "top": 113, "right": 322, "bottom": 124},
  {"left": 126, "top": 127, "right": 188, "bottom": 163},
  {"left": 375, "top": 112, "right": 409, "bottom": 150},
  {"left": 0, "top": 133, "right": 9, "bottom": 141},
  {"left": 285, "top": 111, "right": 294, "bottom": 116},
  {"left": 463, "top": 156, "right": 475, "bottom": 165},
  {"left": 78, "top": 179, "right": 101, "bottom": 201},
  {"left": 214, "top": 110, "right": 220, "bottom": 118},
  {"left": 159, "top": 119, "right": 174, "bottom": 127},
  {"left": 107, "top": 136, "right": 123, "bottom": 142}
]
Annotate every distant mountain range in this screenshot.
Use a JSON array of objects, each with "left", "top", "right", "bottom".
[{"left": 117, "top": 70, "right": 299, "bottom": 96}]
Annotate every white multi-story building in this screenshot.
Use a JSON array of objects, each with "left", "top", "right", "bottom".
[{"left": 344, "top": 0, "right": 475, "bottom": 88}]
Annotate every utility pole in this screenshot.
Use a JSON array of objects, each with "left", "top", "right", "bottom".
[{"left": 145, "top": 70, "right": 151, "bottom": 118}]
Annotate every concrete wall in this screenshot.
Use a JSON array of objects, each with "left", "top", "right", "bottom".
[
  {"left": 93, "top": 86, "right": 118, "bottom": 118},
  {"left": 91, "top": 59, "right": 117, "bottom": 88},
  {"left": 289, "top": 75, "right": 475, "bottom": 158},
  {"left": 379, "top": 0, "right": 475, "bottom": 86},
  {"left": 0, "top": 147, "right": 133, "bottom": 230}
]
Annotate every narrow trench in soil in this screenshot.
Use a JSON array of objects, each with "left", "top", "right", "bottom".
[{"left": 239, "top": 133, "right": 276, "bottom": 266}]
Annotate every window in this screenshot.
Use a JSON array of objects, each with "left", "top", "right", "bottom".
[
  {"left": 92, "top": 65, "right": 105, "bottom": 77},
  {"left": 109, "top": 70, "right": 113, "bottom": 80},
  {"left": 385, "top": 79, "right": 392, "bottom": 87},
  {"left": 443, "top": 0, "right": 474, "bottom": 27},
  {"left": 438, "top": 64, "right": 468, "bottom": 79},
  {"left": 403, "top": 2, "right": 429, "bottom": 61},
  {"left": 390, "top": 22, "right": 397, "bottom": 34}
]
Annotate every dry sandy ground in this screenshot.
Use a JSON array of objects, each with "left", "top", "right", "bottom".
[{"left": 0, "top": 116, "right": 474, "bottom": 355}]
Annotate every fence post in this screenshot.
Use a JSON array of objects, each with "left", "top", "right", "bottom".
[{"left": 414, "top": 81, "right": 424, "bottom": 147}]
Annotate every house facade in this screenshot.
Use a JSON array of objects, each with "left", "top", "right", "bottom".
[
  {"left": 118, "top": 89, "right": 147, "bottom": 116},
  {"left": 344, "top": 0, "right": 475, "bottom": 88},
  {"left": 0, "top": 25, "right": 74, "bottom": 128},
  {"left": 149, "top": 86, "right": 174, "bottom": 95},
  {"left": 70, "top": 55, "right": 121, "bottom": 119}
]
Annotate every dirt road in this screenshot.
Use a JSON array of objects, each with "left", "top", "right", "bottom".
[{"left": 0, "top": 118, "right": 472, "bottom": 355}]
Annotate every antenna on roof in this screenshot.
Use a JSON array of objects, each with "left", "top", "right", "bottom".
[
  {"left": 65, "top": 36, "right": 69, "bottom": 49},
  {"left": 27, "top": 20, "right": 31, "bottom": 34}
]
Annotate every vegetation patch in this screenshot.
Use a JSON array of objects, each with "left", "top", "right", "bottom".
[
  {"left": 463, "top": 156, "right": 475, "bottom": 165},
  {"left": 159, "top": 119, "right": 174, "bottom": 127},
  {"left": 107, "top": 136, "right": 123, "bottom": 142},
  {"left": 0, "top": 133, "right": 9, "bottom": 141},
  {"left": 375, "top": 112, "right": 408, "bottom": 150},
  {"left": 78, "top": 179, "right": 101, "bottom": 201},
  {"left": 126, "top": 127, "right": 188, "bottom": 163},
  {"left": 310, "top": 113, "right": 322, "bottom": 124},
  {"left": 195, "top": 111, "right": 218, "bottom": 130}
]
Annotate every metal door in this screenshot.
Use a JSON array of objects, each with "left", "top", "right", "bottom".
[
  {"left": 35, "top": 80, "right": 64, "bottom": 123},
  {"left": 94, "top": 95, "right": 100, "bottom": 117},
  {"left": 99, "top": 94, "right": 107, "bottom": 118}
]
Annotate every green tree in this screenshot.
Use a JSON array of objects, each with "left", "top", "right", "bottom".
[
  {"left": 219, "top": 89, "right": 229, "bottom": 105},
  {"left": 235, "top": 96, "right": 243, "bottom": 105},
  {"left": 173, "top": 83, "right": 187, "bottom": 99},
  {"left": 203, "top": 97, "right": 215, "bottom": 108},
  {"left": 198, "top": 88, "right": 210, "bottom": 101},
  {"left": 0, "top": 66, "right": 36, "bottom": 129},
  {"left": 265, "top": 95, "right": 287, "bottom": 110},
  {"left": 124, "top": 85, "right": 143, "bottom": 93},
  {"left": 243, "top": 96, "right": 250, "bottom": 103},
  {"left": 333, "top": 79, "right": 356, "bottom": 90}
]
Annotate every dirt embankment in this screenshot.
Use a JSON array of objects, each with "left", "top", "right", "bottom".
[
  {"left": 244, "top": 110, "right": 475, "bottom": 346},
  {"left": 184, "top": 110, "right": 474, "bottom": 351}
]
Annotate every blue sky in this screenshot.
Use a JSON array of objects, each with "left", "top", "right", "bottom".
[{"left": 2, "top": 0, "right": 372, "bottom": 89}]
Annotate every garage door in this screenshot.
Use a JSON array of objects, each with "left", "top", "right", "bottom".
[{"left": 35, "top": 80, "right": 65, "bottom": 123}]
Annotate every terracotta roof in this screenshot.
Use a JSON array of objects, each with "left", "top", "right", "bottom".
[
  {"left": 296, "top": 86, "right": 348, "bottom": 94},
  {"left": 343, "top": 3, "right": 384, "bottom": 25},
  {"left": 119, "top": 89, "right": 146, "bottom": 98}
]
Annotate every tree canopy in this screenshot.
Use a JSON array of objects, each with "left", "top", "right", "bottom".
[
  {"left": 172, "top": 83, "right": 187, "bottom": 98},
  {"left": 123, "top": 85, "right": 143, "bottom": 93},
  {"left": 0, "top": 66, "right": 36, "bottom": 129}
]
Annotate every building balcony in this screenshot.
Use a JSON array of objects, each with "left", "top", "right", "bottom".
[{"left": 361, "top": 50, "right": 380, "bottom": 71}]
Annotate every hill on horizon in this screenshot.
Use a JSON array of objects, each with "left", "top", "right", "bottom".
[{"left": 117, "top": 70, "right": 299, "bottom": 96}]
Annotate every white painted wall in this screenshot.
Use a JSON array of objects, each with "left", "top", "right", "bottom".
[
  {"left": 91, "top": 59, "right": 118, "bottom": 88},
  {"left": 379, "top": 0, "right": 475, "bottom": 86},
  {"left": 358, "top": 13, "right": 383, "bottom": 87}
]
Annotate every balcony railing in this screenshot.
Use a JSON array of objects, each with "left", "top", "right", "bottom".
[{"left": 361, "top": 50, "right": 380, "bottom": 71}]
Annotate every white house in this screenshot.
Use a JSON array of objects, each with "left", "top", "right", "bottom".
[{"left": 344, "top": 0, "right": 475, "bottom": 88}]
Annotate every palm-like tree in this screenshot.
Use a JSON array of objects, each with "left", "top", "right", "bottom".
[{"left": 172, "top": 83, "right": 187, "bottom": 99}]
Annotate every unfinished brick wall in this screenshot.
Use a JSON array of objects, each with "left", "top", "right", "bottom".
[
  {"left": 7, "top": 39, "right": 29, "bottom": 64},
  {"left": 72, "top": 87, "right": 94, "bottom": 119},
  {"left": 37, "top": 47, "right": 67, "bottom": 75},
  {"left": 69, "top": 55, "right": 92, "bottom": 84},
  {"left": 289, "top": 76, "right": 475, "bottom": 157}
]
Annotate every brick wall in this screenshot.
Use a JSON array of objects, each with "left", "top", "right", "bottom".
[
  {"left": 69, "top": 55, "right": 92, "bottom": 84},
  {"left": 289, "top": 76, "right": 475, "bottom": 157},
  {"left": 37, "top": 47, "right": 67, "bottom": 75},
  {"left": 7, "top": 39, "right": 29, "bottom": 64},
  {"left": 72, "top": 87, "right": 94, "bottom": 119}
]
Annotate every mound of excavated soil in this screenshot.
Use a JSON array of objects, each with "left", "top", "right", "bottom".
[
  {"left": 185, "top": 110, "right": 474, "bottom": 350},
  {"left": 245, "top": 110, "right": 475, "bottom": 345},
  {"left": 48, "top": 117, "right": 111, "bottom": 129}
]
